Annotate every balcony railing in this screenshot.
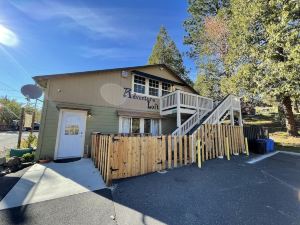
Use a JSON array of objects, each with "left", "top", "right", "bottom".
[{"left": 160, "top": 90, "right": 213, "bottom": 114}]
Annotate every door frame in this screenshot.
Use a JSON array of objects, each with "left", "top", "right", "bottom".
[{"left": 54, "top": 109, "right": 87, "bottom": 160}]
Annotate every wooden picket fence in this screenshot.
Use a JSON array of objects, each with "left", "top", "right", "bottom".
[
  {"left": 91, "top": 124, "right": 248, "bottom": 185},
  {"left": 91, "top": 134, "right": 112, "bottom": 185},
  {"left": 191, "top": 124, "right": 246, "bottom": 167}
]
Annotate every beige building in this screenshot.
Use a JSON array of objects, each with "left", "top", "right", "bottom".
[
  {"left": 34, "top": 64, "right": 196, "bottom": 159},
  {"left": 34, "top": 64, "right": 242, "bottom": 160}
]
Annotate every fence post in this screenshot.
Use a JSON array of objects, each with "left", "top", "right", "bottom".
[
  {"left": 245, "top": 137, "right": 249, "bottom": 156},
  {"left": 191, "top": 134, "right": 195, "bottom": 163},
  {"left": 168, "top": 135, "right": 172, "bottom": 168},
  {"left": 106, "top": 136, "right": 112, "bottom": 185},
  {"left": 176, "top": 90, "right": 181, "bottom": 134},
  {"left": 226, "top": 137, "right": 230, "bottom": 160},
  {"left": 197, "top": 139, "right": 201, "bottom": 168}
]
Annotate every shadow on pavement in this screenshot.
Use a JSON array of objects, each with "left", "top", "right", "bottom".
[
  {"left": 0, "top": 188, "right": 116, "bottom": 225},
  {"left": 0, "top": 167, "right": 31, "bottom": 201}
]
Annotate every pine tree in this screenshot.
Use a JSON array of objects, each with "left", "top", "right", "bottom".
[
  {"left": 148, "top": 26, "right": 192, "bottom": 85},
  {"left": 226, "top": 0, "right": 300, "bottom": 136},
  {"left": 184, "top": 0, "right": 230, "bottom": 99}
]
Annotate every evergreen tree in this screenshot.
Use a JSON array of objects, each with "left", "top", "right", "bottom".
[
  {"left": 184, "top": 0, "right": 230, "bottom": 63},
  {"left": 148, "top": 26, "right": 192, "bottom": 85},
  {"left": 194, "top": 63, "right": 222, "bottom": 100},
  {"left": 184, "top": 0, "right": 230, "bottom": 99},
  {"left": 226, "top": 0, "right": 300, "bottom": 136},
  {"left": 0, "top": 97, "right": 21, "bottom": 125}
]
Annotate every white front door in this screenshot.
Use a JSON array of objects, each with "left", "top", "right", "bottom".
[{"left": 56, "top": 110, "right": 87, "bottom": 159}]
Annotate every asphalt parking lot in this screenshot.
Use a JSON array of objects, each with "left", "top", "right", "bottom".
[
  {"left": 0, "top": 152, "right": 299, "bottom": 225},
  {"left": 112, "top": 152, "right": 300, "bottom": 225}
]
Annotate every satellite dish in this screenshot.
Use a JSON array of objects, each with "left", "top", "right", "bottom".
[{"left": 21, "top": 84, "right": 43, "bottom": 99}]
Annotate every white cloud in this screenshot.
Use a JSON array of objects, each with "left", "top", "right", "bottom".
[
  {"left": 0, "top": 24, "right": 19, "bottom": 47},
  {"left": 10, "top": 1, "right": 130, "bottom": 39}
]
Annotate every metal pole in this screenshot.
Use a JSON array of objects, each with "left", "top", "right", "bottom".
[{"left": 17, "top": 107, "right": 25, "bottom": 148}]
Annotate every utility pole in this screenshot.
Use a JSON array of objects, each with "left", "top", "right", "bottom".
[
  {"left": 17, "top": 107, "right": 25, "bottom": 148},
  {"left": 30, "top": 99, "right": 37, "bottom": 134}
]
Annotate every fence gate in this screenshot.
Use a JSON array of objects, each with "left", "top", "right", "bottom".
[{"left": 110, "top": 136, "right": 167, "bottom": 180}]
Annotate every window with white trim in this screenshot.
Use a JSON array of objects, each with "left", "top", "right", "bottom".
[
  {"left": 121, "top": 117, "right": 131, "bottom": 133},
  {"left": 151, "top": 119, "right": 160, "bottom": 135},
  {"left": 119, "top": 117, "right": 160, "bottom": 135},
  {"left": 149, "top": 79, "right": 159, "bottom": 96},
  {"left": 162, "top": 82, "right": 171, "bottom": 96},
  {"left": 133, "top": 75, "right": 146, "bottom": 94}
]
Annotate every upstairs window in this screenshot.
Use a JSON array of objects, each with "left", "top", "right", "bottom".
[
  {"left": 162, "top": 82, "right": 171, "bottom": 96},
  {"left": 134, "top": 75, "right": 146, "bottom": 94},
  {"left": 149, "top": 79, "right": 159, "bottom": 96}
]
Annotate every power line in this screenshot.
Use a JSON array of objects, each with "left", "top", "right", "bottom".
[
  {"left": 0, "top": 81, "right": 19, "bottom": 92},
  {"left": 0, "top": 89, "right": 19, "bottom": 92},
  {"left": 0, "top": 95, "right": 26, "bottom": 100}
]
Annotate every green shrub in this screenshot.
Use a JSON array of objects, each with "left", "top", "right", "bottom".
[
  {"left": 20, "top": 134, "right": 38, "bottom": 149},
  {"left": 22, "top": 152, "right": 35, "bottom": 162}
]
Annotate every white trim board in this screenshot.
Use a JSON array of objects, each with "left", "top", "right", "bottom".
[{"left": 247, "top": 151, "right": 300, "bottom": 164}]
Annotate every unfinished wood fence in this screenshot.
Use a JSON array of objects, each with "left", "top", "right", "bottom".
[
  {"left": 191, "top": 124, "right": 246, "bottom": 167},
  {"left": 91, "top": 124, "right": 247, "bottom": 185}
]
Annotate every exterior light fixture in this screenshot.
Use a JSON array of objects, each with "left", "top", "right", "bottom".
[{"left": 87, "top": 111, "right": 92, "bottom": 118}]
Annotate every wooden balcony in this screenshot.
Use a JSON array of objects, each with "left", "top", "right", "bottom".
[{"left": 160, "top": 90, "right": 213, "bottom": 116}]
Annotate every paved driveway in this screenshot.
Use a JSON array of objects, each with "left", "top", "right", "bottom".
[{"left": 0, "top": 152, "right": 299, "bottom": 225}]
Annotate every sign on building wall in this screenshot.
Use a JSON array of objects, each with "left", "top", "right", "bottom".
[
  {"left": 123, "top": 88, "right": 159, "bottom": 110},
  {"left": 98, "top": 83, "right": 160, "bottom": 112}
]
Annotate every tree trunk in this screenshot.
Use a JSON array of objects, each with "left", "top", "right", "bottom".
[
  {"left": 282, "top": 96, "right": 299, "bottom": 136},
  {"left": 277, "top": 104, "right": 285, "bottom": 127},
  {"left": 294, "top": 100, "right": 299, "bottom": 113}
]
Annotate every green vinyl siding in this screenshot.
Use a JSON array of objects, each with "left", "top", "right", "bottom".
[
  {"left": 36, "top": 101, "right": 177, "bottom": 159},
  {"left": 36, "top": 101, "right": 119, "bottom": 159}
]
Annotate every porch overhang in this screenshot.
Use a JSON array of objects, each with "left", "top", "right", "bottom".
[{"left": 117, "top": 109, "right": 162, "bottom": 118}]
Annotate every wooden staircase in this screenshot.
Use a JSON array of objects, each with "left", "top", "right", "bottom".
[{"left": 160, "top": 91, "right": 242, "bottom": 136}]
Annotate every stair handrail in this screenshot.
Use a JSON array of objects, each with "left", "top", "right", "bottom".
[
  {"left": 172, "top": 109, "right": 208, "bottom": 136},
  {"left": 201, "top": 94, "right": 241, "bottom": 125}
]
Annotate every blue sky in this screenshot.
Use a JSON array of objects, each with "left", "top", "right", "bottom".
[{"left": 0, "top": 0, "right": 196, "bottom": 106}]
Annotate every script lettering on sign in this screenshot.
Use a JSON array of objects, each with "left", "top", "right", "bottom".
[{"left": 123, "top": 88, "right": 159, "bottom": 110}]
